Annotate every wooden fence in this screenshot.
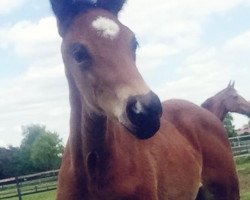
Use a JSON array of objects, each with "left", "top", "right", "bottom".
[
  {"left": 0, "top": 135, "right": 249, "bottom": 199},
  {"left": 229, "top": 134, "right": 250, "bottom": 156},
  {"left": 0, "top": 170, "right": 58, "bottom": 200}
]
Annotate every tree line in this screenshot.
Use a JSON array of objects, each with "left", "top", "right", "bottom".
[
  {"left": 0, "top": 116, "right": 249, "bottom": 179},
  {"left": 0, "top": 124, "right": 64, "bottom": 179},
  {"left": 223, "top": 114, "right": 250, "bottom": 137}
]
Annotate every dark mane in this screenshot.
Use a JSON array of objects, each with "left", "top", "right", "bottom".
[
  {"left": 97, "top": 0, "right": 126, "bottom": 15},
  {"left": 50, "top": 0, "right": 126, "bottom": 36},
  {"left": 201, "top": 97, "right": 213, "bottom": 109},
  {"left": 201, "top": 85, "right": 236, "bottom": 109}
]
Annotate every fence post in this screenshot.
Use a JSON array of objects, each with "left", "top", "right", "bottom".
[{"left": 15, "top": 177, "right": 22, "bottom": 200}]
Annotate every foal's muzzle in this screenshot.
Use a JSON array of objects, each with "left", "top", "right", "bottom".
[{"left": 126, "top": 91, "right": 162, "bottom": 139}]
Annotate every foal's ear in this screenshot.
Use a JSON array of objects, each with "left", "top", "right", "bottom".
[
  {"left": 50, "top": 0, "right": 126, "bottom": 37},
  {"left": 50, "top": 0, "right": 93, "bottom": 37},
  {"left": 50, "top": 0, "right": 74, "bottom": 36},
  {"left": 97, "top": 0, "right": 127, "bottom": 15}
]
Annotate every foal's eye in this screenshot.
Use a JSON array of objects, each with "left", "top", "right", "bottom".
[{"left": 70, "top": 43, "right": 92, "bottom": 69}]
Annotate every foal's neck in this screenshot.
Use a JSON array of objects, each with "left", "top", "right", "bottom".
[
  {"left": 81, "top": 110, "right": 107, "bottom": 153},
  {"left": 68, "top": 97, "right": 109, "bottom": 167},
  {"left": 67, "top": 73, "right": 112, "bottom": 169}
]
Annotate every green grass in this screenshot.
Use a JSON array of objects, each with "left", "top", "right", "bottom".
[
  {"left": 236, "top": 155, "right": 250, "bottom": 200},
  {"left": 23, "top": 190, "right": 56, "bottom": 200},
  {"left": 0, "top": 181, "right": 57, "bottom": 199},
  {"left": 6, "top": 190, "right": 56, "bottom": 200},
  {"left": 2, "top": 156, "right": 250, "bottom": 200}
]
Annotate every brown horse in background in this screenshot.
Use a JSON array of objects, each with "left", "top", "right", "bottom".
[
  {"left": 50, "top": 0, "right": 239, "bottom": 199},
  {"left": 201, "top": 81, "right": 250, "bottom": 121}
]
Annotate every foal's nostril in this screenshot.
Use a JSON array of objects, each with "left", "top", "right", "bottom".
[
  {"left": 127, "top": 99, "right": 149, "bottom": 127},
  {"left": 126, "top": 91, "right": 162, "bottom": 139},
  {"left": 132, "top": 101, "right": 144, "bottom": 114}
]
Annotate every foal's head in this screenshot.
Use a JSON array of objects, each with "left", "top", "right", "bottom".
[{"left": 51, "top": 0, "right": 162, "bottom": 139}]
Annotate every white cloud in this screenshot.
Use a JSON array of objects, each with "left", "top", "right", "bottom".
[
  {"left": 156, "top": 28, "right": 250, "bottom": 99},
  {"left": 0, "top": 17, "right": 61, "bottom": 60},
  {"left": 1, "top": 0, "right": 250, "bottom": 146},
  {"left": 165, "top": 0, "right": 249, "bottom": 16},
  {"left": 136, "top": 43, "right": 179, "bottom": 73},
  {"left": 0, "top": 64, "right": 69, "bottom": 146},
  {"left": 224, "top": 31, "right": 250, "bottom": 55},
  {"left": 119, "top": 0, "right": 249, "bottom": 78},
  {"left": 155, "top": 29, "right": 250, "bottom": 128},
  {"left": 156, "top": 61, "right": 230, "bottom": 104},
  {"left": 119, "top": 0, "right": 250, "bottom": 72},
  {"left": 120, "top": 0, "right": 250, "bottom": 112},
  {"left": 121, "top": 0, "right": 249, "bottom": 36},
  {"left": 0, "top": 139, "right": 7, "bottom": 148},
  {"left": 0, "top": 0, "right": 26, "bottom": 15},
  {"left": 0, "top": 17, "right": 68, "bottom": 146}
]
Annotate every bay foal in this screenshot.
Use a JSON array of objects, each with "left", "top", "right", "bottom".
[
  {"left": 202, "top": 81, "right": 250, "bottom": 121},
  {"left": 50, "top": 0, "right": 239, "bottom": 199}
]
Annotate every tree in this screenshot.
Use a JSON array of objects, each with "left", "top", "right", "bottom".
[
  {"left": 30, "top": 132, "right": 64, "bottom": 171},
  {"left": 19, "top": 124, "right": 46, "bottom": 174},
  {"left": 19, "top": 124, "right": 64, "bottom": 174},
  {"left": 223, "top": 114, "right": 237, "bottom": 138},
  {"left": 0, "top": 147, "right": 21, "bottom": 179},
  {"left": 0, "top": 124, "right": 64, "bottom": 178},
  {"left": 21, "top": 124, "right": 46, "bottom": 148}
]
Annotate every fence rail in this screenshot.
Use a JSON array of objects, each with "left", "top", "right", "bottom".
[
  {"left": 0, "top": 135, "right": 249, "bottom": 199},
  {"left": 0, "top": 170, "right": 58, "bottom": 200},
  {"left": 229, "top": 135, "right": 250, "bottom": 156}
]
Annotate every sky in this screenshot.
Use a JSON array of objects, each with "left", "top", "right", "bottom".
[{"left": 0, "top": 0, "right": 250, "bottom": 147}]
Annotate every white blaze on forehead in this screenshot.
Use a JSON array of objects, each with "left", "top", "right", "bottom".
[{"left": 92, "top": 16, "right": 120, "bottom": 39}]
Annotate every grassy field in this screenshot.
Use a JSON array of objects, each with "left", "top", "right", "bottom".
[
  {"left": 3, "top": 156, "right": 250, "bottom": 200},
  {"left": 0, "top": 180, "right": 57, "bottom": 199},
  {"left": 235, "top": 155, "right": 250, "bottom": 200},
  {"left": 6, "top": 190, "right": 55, "bottom": 200}
]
